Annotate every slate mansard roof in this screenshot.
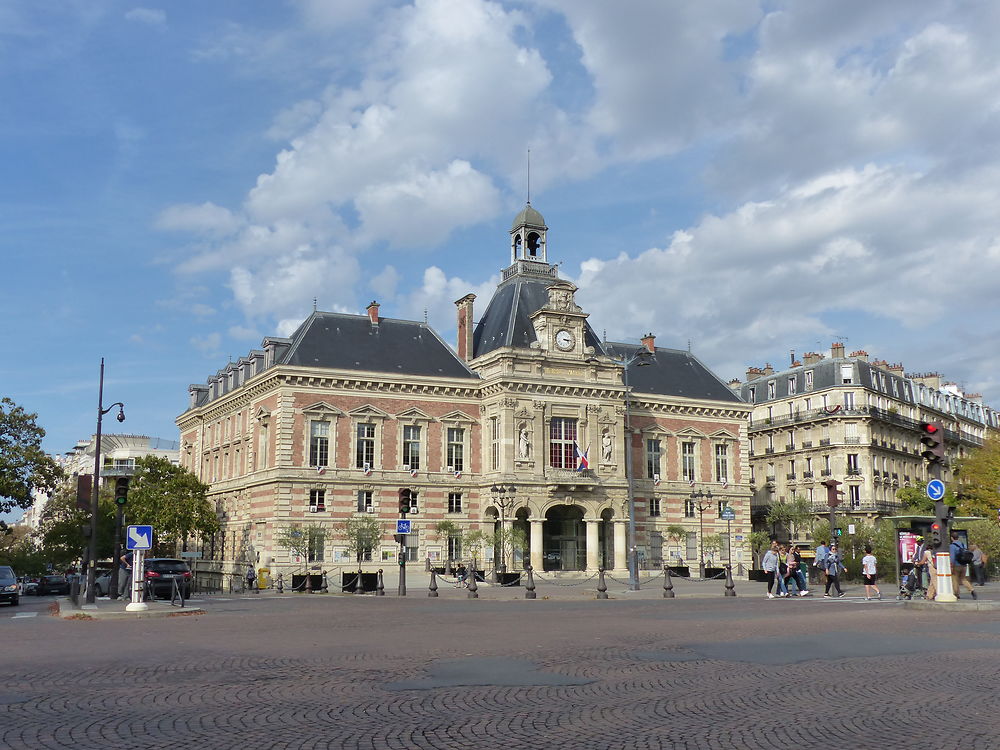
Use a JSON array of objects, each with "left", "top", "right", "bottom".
[
  {"left": 604, "top": 342, "right": 745, "bottom": 403},
  {"left": 739, "top": 358, "right": 914, "bottom": 405}
]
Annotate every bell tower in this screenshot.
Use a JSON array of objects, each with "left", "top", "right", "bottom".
[{"left": 510, "top": 203, "right": 548, "bottom": 265}]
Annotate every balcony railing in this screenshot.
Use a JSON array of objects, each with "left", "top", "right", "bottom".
[
  {"left": 766, "top": 475, "right": 776, "bottom": 483},
  {"left": 765, "top": 448, "right": 776, "bottom": 455},
  {"left": 821, "top": 469, "right": 832, "bottom": 476},
  {"left": 786, "top": 473, "right": 796, "bottom": 480},
  {"left": 785, "top": 444, "right": 796, "bottom": 451},
  {"left": 846, "top": 468, "right": 862, "bottom": 476},
  {"left": 802, "top": 471, "right": 814, "bottom": 478},
  {"left": 844, "top": 437, "right": 861, "bottom": 444},
  {"left": 801, "top": 441, "right": 813, "bottom": 448},
  {"left": 819, "top": 438, "right": 832, "bottom": 446}
]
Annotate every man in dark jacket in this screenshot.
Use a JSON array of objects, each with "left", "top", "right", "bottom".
[{"left": 949, "top": 532, "right": 977, "bottom": 599}]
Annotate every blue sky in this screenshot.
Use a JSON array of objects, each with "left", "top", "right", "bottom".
[{"left": 5, "top": 1, "right": 1000, "bottom": 481}]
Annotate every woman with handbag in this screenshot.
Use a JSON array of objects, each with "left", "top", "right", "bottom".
[{"left": 823, "top": 543, "right": 846, "bottom": 597}]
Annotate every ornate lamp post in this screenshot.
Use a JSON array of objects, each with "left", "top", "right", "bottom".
[
  {"left": 690, "top": 488, "right": 714, "bottom": 579},
  {"left": 86, "top": 358, "right": 125, "bottom": 604},
  {"left": 490, "top": 484, "right": 517, "bottom": 575}
]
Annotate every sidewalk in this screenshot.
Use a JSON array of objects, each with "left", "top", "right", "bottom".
[{"left": 57, "top": 594, "right": 205, "bottom": 620}]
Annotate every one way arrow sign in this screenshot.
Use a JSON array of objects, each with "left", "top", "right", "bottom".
[{"left": 126, "top": 525, "right": 153, "bottom": 551}]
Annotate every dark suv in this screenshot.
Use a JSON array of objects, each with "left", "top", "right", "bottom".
[
  {"left": 0, "top": 566, "right": 19, "bottom": 606},
  {"left": 144, "top": 558, "right": 192, "bottom": 599}
]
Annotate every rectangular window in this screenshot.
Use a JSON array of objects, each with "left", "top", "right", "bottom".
[
  {"left": 684, "top": 499, "right": 696, "bottom": 518},
  {"left": 649, "top": 497, "right": 661, "bottom": 516},
  {"left": 309, "top": 489, "right": 326, "bottom": 512},
  {"left": 844, "top": 391, "right": 855, "bottom": 409},
  {"left": 447, "top": 534, "right": 462, "bottom": 560},
  {"left": 646, "top": 439, "right": 662, "bottom": 479},
  {"left": 309, "top": 421, "right": 330, "bottom": 467},
  {"left": 841, "top": 364, "right": 854, "bottom": 384},
  {"left": 402, "top": 425, "right": 421, "bottom": 469},
  {"left": 447, "top": 428, "right": 464, "bottom": 472},
  {"left": 847, "top": 453, "right": 859, "bottom": 472},
  {"left": 717, "top": 500, "right": 727, "bottom": 518},
  {"left": 788, "top": 376, "right": 797, "bottom": 395},
  {"left": 308, "top": 530, "right": 325, "bottom": 562},
  {"left": 748, "top": 388, "right": 756, "bottom": 404},
  {"left": 686, "top": 532, "right": 698, "bottom": 560},
  {"left": 490, "top": 417, "right": 501, "bottom": 471},
  {"left": 767, "top": 381, "right": 776, "bottom": 399},
  {"left": 549, "top": 417, "right": 578, "bottom": 469},
  {"left": 849, "top": 484, "right": 861, "bottom": 510},
  {"left": 356, "top": 423, "right": 375, "bottom": 468},
  {"left": 714, "top": 444, "right": 728, "bottom": 483},
  {"left": 682, "top": 441, "right": 696, "bottom": 482},
  {"left": 805, "top": 370, "right": 814, "bottom": 391},
  {"left": 357, "top": 490, "right": 373, "bottom": 513},
  {"left": 448, "top": 492, "right": 462, "bottom": 514}
]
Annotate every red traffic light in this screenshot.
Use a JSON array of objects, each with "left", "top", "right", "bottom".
[
  {"left": 920, "top": 422, "right": 939, "bottom": 434},
  {"left": 931, "top": 523, "right": 940, "bottom": 530}
]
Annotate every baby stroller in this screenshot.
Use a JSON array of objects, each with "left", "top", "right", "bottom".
[{"left": 897, "top": 568, "right": 925, "bottom": 600}]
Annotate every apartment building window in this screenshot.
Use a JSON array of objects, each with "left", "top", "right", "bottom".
[
  {"left": 309, "top": 420, "right": 330, "bottom": 467},
  {"left": 446, "top": 427, "right": 465, "bottom": 472},
  {"left": 646, "top": 439, "right": 662, "bottom": 479},
  {"left": 307, "top": 530, "right": 325, "bottom": 562},
  {"left": 788, "top": 376, "right": 797, "bottom": 395},
  {"left": 806, "top": 457, "right": 813, "bottom": 475},
  {"left": 490, "top": 417, "right": 501, "bottom": 471},
  {"left": 447, "top": 533, "right": 462, "bottom": 561},
  {"left": 845, "top": 422, "right": 858, "bottom": 444},
  {"left": 402, "top": 425, "right": 422, "bottom": 469},
  {"left": 805, "top": 370, "right": 814, "bottom": 391},
  {"left": 448, "top": 492, "right": 462, "bottom": 513},
  {"left": 686, "top": 533, "right": 698, "bottom": 560},
  {"left": 844, "top": 391, "right": 855, "bottom": 409},
  {"left": 309, "top": 489, "right": 326, "bottom": 512},
  {"left": 714, "top": 444, "right": 729, "bottom": 483},
  {"left": 550, "top": 418, "right": 578, "bottom": 469},
  {"left": 258, "top": 422, "right": 269, "bottom": 469},
  {"left": 682, "top": 441, "right": 697, "bottom": 482},
  {"left": 357, "top": 490, "right": 373, "bottom": 513},
  {"left": 748, "top": 387, "right": 756, "bottom": 403},
  {"left": 824, "top": 455, "right": 831, "bottom": 473},
  {"left": 356, "top": 423, "right": 375, "bottom": 468},
  {"left": 684, "top": 499, "right": 696, "bottom": 518},
  {"left": 767, "top": 381, "right": 776, "bottom": 399},
  {"left": 717, "top": 500, "right": 727, "bottom": 518},
  {"left": 649, "top": 497, "right": 661, "bottom": 516},
  {"left": 847, "top": 454, "right": 859, "bottom": 473},
  {"left": 849, "top": 484, "right": 861, "bottom": 510},
  {"left": 841, "top": 364, "right": 854, "bottom": 384}
]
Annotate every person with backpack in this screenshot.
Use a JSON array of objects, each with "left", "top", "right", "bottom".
[
  {"left": 920, "top": 545, "right": 937, "bottom": 600},
  {"left": 823, "top": 543, "right": 846, "bottom": 597},
  {"left": 246, "top": 565, "right": 257, "bottom": 593},
  {"left": 775, "top": 544, "right": 791, "bottom": 597},
  {"left": 787, "top": 544, "right": 810, "bottom": 596},
  {"left": 949, "top": 531, "right": 977, "bottom": 599},
  {"left": 814, "top": 540, "right": 830, "bottom": 585},
  {"left": 861, "top": 545, "right": 881, "bottom": 600},
  {"left": 910, "top": 535, "right": 927, "bottom": 591}
]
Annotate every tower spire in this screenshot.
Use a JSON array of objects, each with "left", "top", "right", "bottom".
[{"left": 526, "top": 148, "right": 530, "bottom": 205}]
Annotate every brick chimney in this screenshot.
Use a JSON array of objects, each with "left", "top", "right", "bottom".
[
  {"left": 762, "top": 363, "right": 774, "bottom": 376},
  {"left": 831, "top": 342, "right": 845, "bottom": 359},
  {"left": 888, "top": 362, "right": 905, "bottom": 376},
  {"left": 802, "top": 352, "right": 823, "bottom": 365},
  {"left": 746, "top": 366, "right": 762, "bottom": 380},
  {"left": 454, "top": 293, "right": 476, "bottom": 362},
  {"left": 849, "top": 350, "right": 868, "bottom": 362},
  {"left": 640, "top": 332, "right": 656, "bottom": 353},
  {"left": 366, "top": 301, "right": 380, "bottom": 326}
]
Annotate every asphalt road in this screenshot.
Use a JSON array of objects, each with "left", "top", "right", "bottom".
[{"left": 2, "top": 589, "right": 998, "bottom": 750}]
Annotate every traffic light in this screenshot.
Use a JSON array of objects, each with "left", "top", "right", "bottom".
[
  {"left": 821, "top": 478, "right": 843, "bottom": 507},
  {"left": 931, "top": 500, "right": 955, "bottom": 551},
  {"left": 834, "top": 527, "right": 843, "bottom": 537},
  {"left": 919, "top": 421, "right": 946, "bottom": 466},
  {"left": 930, "top": 522, "right": 942, "bottom": 549},
  {"left": 398, "top": 488, "right": 412, "bottom": 516},
  {"left": 114, "top": 477, "right": 130, "bottom": 506}
]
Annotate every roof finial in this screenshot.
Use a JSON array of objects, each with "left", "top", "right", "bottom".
[
  {"left": 687, "top": 339, "right": 692, "bottom": 353},
  {"left": 313, "top": 297, "right": 317, "bottom": 312},
  {"left": 424, "top": 308, "right": 428, "bottom": 325},
  {"left": 526, "top": 148, "right": 531, "bottom": 205}
]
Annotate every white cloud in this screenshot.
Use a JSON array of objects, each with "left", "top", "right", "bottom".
[
  {"left": 156, "top": 202, "right": 242, "bottom": 237},
  {"left": 124, "top": 8, "right": 166, "bottom": 27},
  {"left": 370, "top": 265, "right": 400, "bottom": 300},
  {"left": 190, "top": 332, "right": 222, "bottom": 357}
]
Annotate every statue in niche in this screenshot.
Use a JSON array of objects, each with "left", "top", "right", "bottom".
[
  {"left": 518, "top": 425, "right": 531, "bottom": 459},
  {"left": 601, "top": 430, "right": 613, "bottom": 463}
]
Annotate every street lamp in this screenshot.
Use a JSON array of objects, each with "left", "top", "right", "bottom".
[
  {"left": 690, "top": 488, "right": 714, "bottom": 579},
  {"left": 600, "top": 346, "right": 654, "bottom": 591},
  {"left": 86, "top": 358, "right": 125, "bottom": 604},
  {"left": 490, "top": 484, "right": 517, "bottom": 575}
]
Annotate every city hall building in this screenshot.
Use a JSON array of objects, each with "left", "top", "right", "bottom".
[{"left": 177, "top": 205, "right": 751, "bottom": 577}]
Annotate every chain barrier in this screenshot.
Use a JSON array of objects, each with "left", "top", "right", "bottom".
[
  {"left": 603, "top": 570, "right": 667, "bottom": 586},
  {"left": 530, "top": 570, "right": 600, "bottom": 586},
  {"left": 670, "top": 570, "right": 728, "bottom": 583}
]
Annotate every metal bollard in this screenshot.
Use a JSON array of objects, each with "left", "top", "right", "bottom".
[
  {"left": 525, "top": 564, "right": 537, "bottom": 599},
  {"left": 724, "top": 564, "right": 737, "bottom": 597},
  {"left": 425, "top": 556, "right": 431, "bottom": 572},
  {"left": 597, "top": 568, "right": 609, "bottom": 599},
  {"left": 663, "top": 566, "right": 675, "bottom": 598},
  {"left": 376, "top": 569, "right": 385, "bottom": 596},
  {"left": 321, "top": 570, "right": 329, "bottom": 593},
  {"left": 277, "top": 573, "right": 284, "bottom": 594},
  {"left": 354, "top": 570, "right": 365, "bottom": 595},
  {"left": 305, "top": 570, "right": 313, "bottom": 594},
  {"left": 467, "top": 571, "right": 479, "bottom": 599},
  {"left": 428, "top": 570, "right": 439, "bottom": 597}
]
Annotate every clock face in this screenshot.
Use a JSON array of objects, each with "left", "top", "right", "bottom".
[{"left": 555, "top": 329, "right": 575, "bottom": 350}]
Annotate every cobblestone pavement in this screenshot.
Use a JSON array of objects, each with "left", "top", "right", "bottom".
[{"left": 3, "top": 591, "right": 999, "bottom": 750}]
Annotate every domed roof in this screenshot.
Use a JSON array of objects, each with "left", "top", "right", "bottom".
[{"left": 511, "top": 203, "right": 546, "bottom": 230}]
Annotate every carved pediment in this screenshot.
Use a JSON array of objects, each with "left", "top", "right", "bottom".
[
  {"left": 395, "top": 406, "right": 433, "bottom": 421},
  {"left": 709, "top": 428, "right": 738, "bottom": 440},
  {"left": 301, "top": 401, "right": 344, "bottom": 417},
  {"left": 440, "top": 409, "right": 477, "bottom": 424},
  {"left": 348, "top": 404, "right": 391, "bottom": 420},
  {"left": 675, "top": 427, "right": 707, "bottom": 438}
]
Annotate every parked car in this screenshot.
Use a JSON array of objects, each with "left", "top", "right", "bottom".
[
  {"left": 0, "top": 566, "right": 19, "bottom": 606},
  {"left": 20, "top": 577, "right": 38, "bottom": 596},
  {"left": 143, "top": 558, "right": 192, "bottom": 599},
  {"left": 35, "top": 575, "right": 71, "bottom": 596}
]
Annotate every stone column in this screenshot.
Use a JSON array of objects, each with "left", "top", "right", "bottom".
[
  {"left": 585, "top": 519, "right": 600, "bottom": 571},
  {"left": 613, "top": 519, "right": 628, "bottom": 572},
  {"left": 502, "top": 518, "right": 514, "bottom": 570},
  {"left": 529, "top": 517, "right": 544, "bottom": 571}
]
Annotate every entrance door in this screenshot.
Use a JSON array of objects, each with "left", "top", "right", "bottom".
[{"left": 542, "top": 505, "right": 586, "bottom": 571}]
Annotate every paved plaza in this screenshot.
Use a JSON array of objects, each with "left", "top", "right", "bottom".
[{"left": 3, "top": 578, "right": 999, "bottom": 750}]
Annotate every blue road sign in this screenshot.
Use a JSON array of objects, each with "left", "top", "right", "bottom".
[
  {"left": 926, "top": 479, "right": 946, "bottom": 501},
  {"left": 396, "top": 519, "right": 412, "bottom": 534},
  {"left": 126, "top": 525, "right": 153, "bottom": 550},
  {"left": 721, "top": 507, "right": 736, "bottom": 521}
]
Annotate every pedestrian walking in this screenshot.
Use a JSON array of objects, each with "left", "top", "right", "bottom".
[
  {"left": 789, "top": 545, "right": 810, "bottom": 596},
  {"left": 921, "top": 545, "right": 937, "bottom": 600},
  {"left": 910, "top": 535, "right": 927, "bottom": 591},
  {"left": 246, "top": 565, "right": 257, "bottom": 593},
  {"left": 970, "top": 543, "right": 987, "bottom": 586},
  {"left": 775, "top": 544, "right": 790, "bottom": 597},
  {"left": 861, "top": 545, "right": 881, "bottom": 600},
  {"left": 949, "top": 532, "right": 977, "bottom": 599},
  {"left": 823, "top": 543, "right": 846, "bottom": 597},
  {"left": 762, "top": 542, "right": 780, "bottom": 599},
  {"left": 118, "top": 550, "right": 134, "bottom": 598},
  {"left": 815, "top": 540, "right": 830, "bottom": 585}
]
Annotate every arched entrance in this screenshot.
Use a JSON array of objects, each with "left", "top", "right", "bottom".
[{"left": 543, "top": 504, "right": 586, "bottom": 571}]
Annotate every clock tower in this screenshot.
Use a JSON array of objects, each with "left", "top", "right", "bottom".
[{"left": 529, "top": 280, "right": 590, "bottom": 358}]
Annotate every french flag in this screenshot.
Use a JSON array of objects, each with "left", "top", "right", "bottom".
[{"left": 575, "top": 443, "right": 590, "bottom": 472}]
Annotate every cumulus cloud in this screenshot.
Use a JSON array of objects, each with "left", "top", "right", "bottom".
[{"left": 156, "top": 202, "right": 242, "bottom": 237}]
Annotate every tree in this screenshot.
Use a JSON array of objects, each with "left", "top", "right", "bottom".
[
  {"left": 966, "top": 520, "right": 1000, "bottom": 569},
  {"left": 664, "top": 524, "right": 689, "bottom": 564},
  {"left": 491, "top": 525, "right": 527, "bottom": 569},
  {"left": 702, "top": 533, "right": 724, "bottom": 564},
  {"left": 36, "top": 482, "right": 115, "bottom": 568},
  {"left": 765, "top": 495, "right": 813, "bottom": 540},
  {"left": 747, "top": 531, "right": 772, "bottom": 568},
  {"left": 276, "top": 523, "right": 329, "bottom": 569},
  {"left": 337, "top": 516, "right": 382, "bottom": 565},
  {"left": 811, "top": 520, "right": 832, "bottom": 547},
  {"left": 0, "top": 397, "right": 63, "bottom": 516},
  {"left": 896, "top": 482, "right": 957, "bottom": 516},
  {"left": 126, "top": 456, "right": 218, "bottom": 553},
  {"left": 0, "top": 524, "right": 47, "bottom": 575},
  {"left": 462, "top": 529, "right": 491, "bottom": 569},
  {"left": 955, "top": 434, "right": 1000, "bottom": 518}
]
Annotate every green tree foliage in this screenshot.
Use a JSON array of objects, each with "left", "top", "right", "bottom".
[
  {"left": 955, "top": 433, "right": 1000, "bottom": 518},
  {"left": 837, "top": 521, "right": 895, "bottom": 582},
  {"left": 811, "top": 520, "right": 832, "bottom": 547},
  {"left": 0, "top": 524, "right": 47, "bottom": 575},
  {"left": 0, "top": 397, "right": 63, "bottom": 516},
  {"left": 966, "top": 520, "right": 1000, "bottom": 568},
  {"left": 701, "top": 534, "right": 724, "bottom": 563},
  {"left": 126, "top": 456, "right": 218, "bottom": 553},
  {"left": 462, "top": 529, "right": 492, "bottom": 567},
  {"left": 765, "top": 495, "right": 813, "bottom": 539},
  {"left": 335, "top": 516, "right": 382, "bottom": 565},
  {"left": 491, "top": 524, "right": 527, "bottom": 566},
  {"left": 36, "top": 482, "right": 116, "bottom": 567},
  {"left": 747, "top": 531, "right": 772, "bottom": 567},
  {"left": 896, "top": 481, "right": 957, "bottom": 515}
]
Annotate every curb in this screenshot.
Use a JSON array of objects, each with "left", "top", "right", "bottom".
[
  {"left": 902, "top": 599, "right": 1000, "bottom": 612},
  {"left": 55, "top": 598, "right": 206, "bottom": 620}
]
